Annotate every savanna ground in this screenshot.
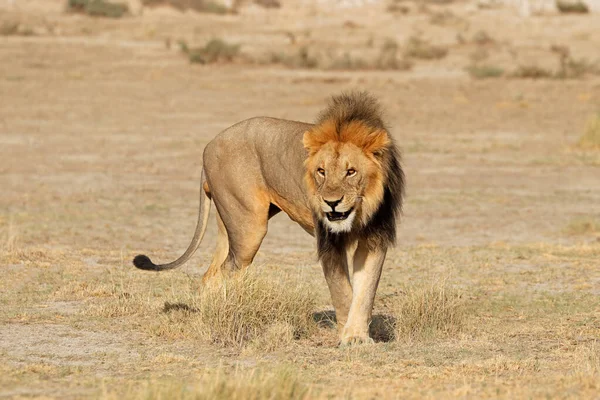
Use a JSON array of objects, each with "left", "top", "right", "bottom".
[{"left": 1, "top": 0, "right": 600, "bottom": 398}]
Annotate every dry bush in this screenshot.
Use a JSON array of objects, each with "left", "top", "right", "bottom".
[
  {"left": 67, "top": 0, "right": 129, "bottom": 18},
  {"left": 376, "top": 38, "right": 413, "bottom": 70},
  {"left": 180, "top": 38, "right": 241, "bottom": 64},
  {"left": 192, "top": 272, "right": 315, "bottom": 347},
  {"left": 511, "top": 65, "right": 554, "bottom": 79},
  {"left": 328, "top": 39, "right": 411, "bottom": 71},
  {"left": 404, "top": 36, "right": 448, "bottom": 60},
  {"left": 467, "top": 64, "right": 504, "bottom": 79},
  {"left": 0, "top": 21, "right": 19, "bottom": 36},
  {"left": 552, "top": 45, "right": 598, "bottom": 79},
  {"left": 578, "top": 113, "right": 600, "bottom": 150},
  {"left": 254, "top": 0, "right": 281, "bottom": 8},
  {"left": 108, "top": 368, "right": 312, "bottom": 400},
  {"left": 142, "top": 0, "right": 229, "bottom": 14},
  {"left": 556, "top": 0, "right": 589, "bottom": 13},
  {"left": 393, "top": 281, "right": 466, "bottom": 342},
  {"left": 328, "top": 53, "right": 367, "bottom": 70}
]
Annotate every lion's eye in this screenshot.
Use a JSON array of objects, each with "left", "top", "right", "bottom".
[
  {"left": 347, "top": 168, "right": 356, "bottom": 177},
  {"left": 317, "top": 168, "right": 325, "bottom": 177}
]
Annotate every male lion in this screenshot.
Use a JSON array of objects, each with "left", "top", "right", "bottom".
[{"left": 133, "top": 92, "right": 405, "bottom": 345}]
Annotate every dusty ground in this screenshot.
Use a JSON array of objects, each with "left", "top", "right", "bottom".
[{"left": 1, "top": 1, "right": 600, "bottom": 398}]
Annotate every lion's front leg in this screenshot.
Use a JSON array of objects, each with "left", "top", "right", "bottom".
[
  {"left": 320, "top": 250, "right": 353, "bottom": 330},
  {"left": 339, "top": 241, "right": 386, "bottom": 346}
]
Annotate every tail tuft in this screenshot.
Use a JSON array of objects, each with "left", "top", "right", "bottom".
[{"left": 133, "top": 254, "right": 158, "bottom": 271}]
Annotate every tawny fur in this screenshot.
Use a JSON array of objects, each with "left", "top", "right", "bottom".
[{"left": 132, "top": 91, "right": 405, "bottom": 345}]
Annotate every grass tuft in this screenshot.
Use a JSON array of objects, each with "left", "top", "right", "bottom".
[
  {"left": 578, "top": 113, "right": 600, "bottom": 150},
  {"left": 196, "top": 272, "right": 316, "bottom": 347},
  {"left": 393, "top": 281, "right": 466, "bottom": 342}
]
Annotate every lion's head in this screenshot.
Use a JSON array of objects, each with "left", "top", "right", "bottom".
[
  {"left": 303, "top": 120, "right": 390, "bottom": 233},
  {"left": 303, "top": 92, "right": 404, "bottom": 238}
]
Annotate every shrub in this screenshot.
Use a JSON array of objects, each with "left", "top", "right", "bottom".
[
  {"left": 511, "top": 65, "right": 554, "bottom": 79},
  {"left": 142, "top": 0, "right": 229, "bottom": 14},
  {"left": 404, "top": 36, "right": 448, "bottom": 60},
  {"left": 67, "top": 0, "right": 129, "bottom": 18},
  {"left": 467, "top": 64, "right": 504, "bottom": 79},
  {"left": 181, "top": 38, "right": 241, "bottom": 64},
  {"left": 556, "top": 0, "right": 589, "bottom": 13}
]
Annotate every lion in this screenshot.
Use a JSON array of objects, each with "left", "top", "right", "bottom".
[{"left": 133, "top": 92, "right": 405, "bottom": 345}]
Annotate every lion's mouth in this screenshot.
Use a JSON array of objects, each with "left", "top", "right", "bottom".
[{"left": 326, "top": 208, "right": 353, "bottom": 222}]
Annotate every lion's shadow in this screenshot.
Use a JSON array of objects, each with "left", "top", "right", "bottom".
[{"left": 313, "top": 310, "right": 396, "bottom": 343}]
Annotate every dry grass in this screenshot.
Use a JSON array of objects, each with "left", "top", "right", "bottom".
[
  {"left": 578, "top": 113, "right": 600, "bottom": 150},
  {"left": 192, "top": 272, "right": 316, "bottom": 347},
  {"left": 104, "top": 367, "right": 312, "bottom": 400},
  {"left": 575, "top": 341, "right": 600, "bottom": 376},
  {"left": 0, "top": 217, "right": 19, "bottom": 254},
  {"left": 564, "top": 218, "right": 600, "bottom": 235},
  {"left": 393, "top": 281, "right": 466, "bottom": 342}
]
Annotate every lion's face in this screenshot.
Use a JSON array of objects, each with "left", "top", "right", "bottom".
[{"left": 303, "top": 120, "right": 389, "bottom": 233}]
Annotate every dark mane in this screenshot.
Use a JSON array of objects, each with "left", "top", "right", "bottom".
[{"left": 316, "top": 91, "right": 387, "bottom": 133}]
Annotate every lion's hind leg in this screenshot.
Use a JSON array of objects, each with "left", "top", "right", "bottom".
[{"left": 202, "top": 188, "right": 270, "bottom": 281}]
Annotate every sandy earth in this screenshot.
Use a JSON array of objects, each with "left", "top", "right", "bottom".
[{"left": 1, "top": 1, "right": 600, "bottom": 398}]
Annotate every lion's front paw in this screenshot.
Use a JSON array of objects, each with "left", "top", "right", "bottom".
[
  {"left": 339, "top": 335, "right": 374, "bottom": 346},
  {"left": 339, "top": 327, "right": 374, "bottom": 346}
]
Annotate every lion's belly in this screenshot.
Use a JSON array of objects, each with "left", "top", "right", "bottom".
[{"left": 268, "top": 191, "right": 315, "bottom": 236}]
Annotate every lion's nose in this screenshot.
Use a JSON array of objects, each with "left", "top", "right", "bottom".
[{"left": 324, "top": 197, "right": 343, "bottom": 210}]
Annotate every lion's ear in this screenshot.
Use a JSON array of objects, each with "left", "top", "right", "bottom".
[
  {"left": 303, "top": 130, "right": 324, "bottom": 155},
  {"left": 362, "top": 129, "right": 391, "bottom": 157}
]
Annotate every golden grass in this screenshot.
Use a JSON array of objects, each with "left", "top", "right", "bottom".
[
  {"left": 103, "top": 367, "right": 313, "bottom": 400},
  {"left": 194, "top": 272, "right": 316, "bottom": 347},
  {"left": 578, "top": 113, "right": 600, "bottom": 150},
  {"left": 85, "top": 270, "right": 316, "bottom": 349},
  {"left": 393, "top": 281, "right": 466, "bottom": 342}
]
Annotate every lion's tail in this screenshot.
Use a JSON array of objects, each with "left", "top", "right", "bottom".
[{"left": 133, "top": 170, "right": 211, "bottom": 272}]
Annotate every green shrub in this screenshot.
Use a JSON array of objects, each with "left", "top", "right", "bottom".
[{"left": 67, "top": 0, "right": 129, "bottom": 18}]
